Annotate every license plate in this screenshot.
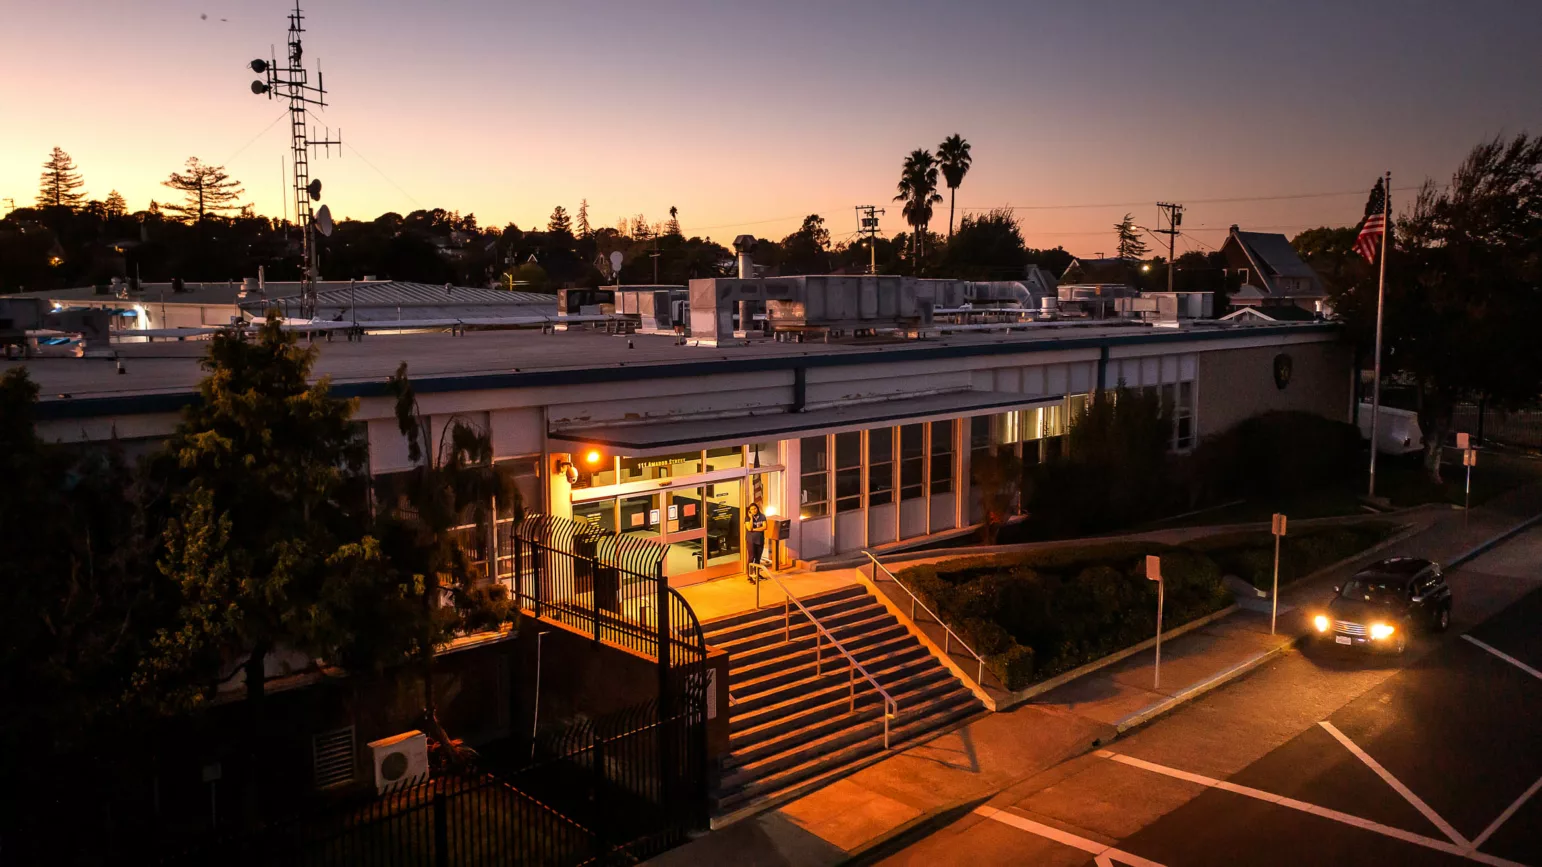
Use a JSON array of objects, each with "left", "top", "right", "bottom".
[{"left": 1335, "top": 635, "right": 1352, "bottom": 645}]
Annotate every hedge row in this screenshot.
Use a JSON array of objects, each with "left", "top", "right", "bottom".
[
  {"left": 1191, "top": 522, "right": 1397, "bottom": 592},
  {"left": 898, "top": 543, "right": 1230, "bottom": 691}
]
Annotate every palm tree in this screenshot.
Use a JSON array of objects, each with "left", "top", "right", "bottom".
[
  {"left": 937, "top": 134, "right": 972, "bottom": 240},
  {"left": 894, "top": 149, "right": 943, "bottom": 260}
]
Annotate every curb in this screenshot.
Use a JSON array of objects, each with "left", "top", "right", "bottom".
[
  {"left": 993, "top": 603, "right": 1241, "bottom": 711},
  {"left": 1112, "top": 636, "right": 1301, "bottom": 734},
  {"left": 1447, "top": 511, "right": 1542, "bottom": 568}
]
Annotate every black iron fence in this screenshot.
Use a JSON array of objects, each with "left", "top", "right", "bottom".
[
  {"left": 164, "top": 690, "right": 706, "bottom": 867},
  {"left": 1452, "top": 402, "right": 1542, "bottom": 450},
  {"left": 509, "top": 514, "right": 708, "bottom": 677}
]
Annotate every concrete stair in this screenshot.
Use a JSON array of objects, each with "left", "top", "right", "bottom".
[{"left": 704, "top": 584, "right": 982, "bottom": 821}]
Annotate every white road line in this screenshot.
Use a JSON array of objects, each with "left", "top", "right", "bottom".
[
  {"left": 1471, "top": 774, "right": 1542, "bottom": 851},
  {"left": 1318, "top": 720, "right": 1469, "bottom": 848},
  {"left": 1099, "top": 752, "right": 1531, "bottom": 867},
  {"left": 1094, "top": 856, "right": 1116, "bottom": 867},
  {"left": 1463, "top": 634, "right": 1542, "bottom": 680},
  {"left": 971, "top": 806, "right": 1165, "bottom": 867}
]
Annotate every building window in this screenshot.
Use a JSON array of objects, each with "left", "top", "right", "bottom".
[
  {"left": 1176, "top": 381, "right": 1195, "bottom": 449},
  {"left": 900, "top": 424, "right": 924, "bottom": 501},
  {"left": 619, "top": 450, "right": 702, "bottom": 484},
  {"left": 835, "top": 431, "right": 863, "bottom": 513},
  {"left": 969, "top": 415, "right": 992, "bottom": 467},
  {"left": 868, "top": 428, "right": 895, "bottom": 506},
  {"left": 749, "top": 441, "right": 778, "bottom": 470},
  {"left": 930, "top": 419, "right": 954, "bottom": 494},
  {"left": 1238, "top": 268, "right": 1250, "bottom": 284},
  {"left": 704, "top": 445, "right": 744, "bottom": 472},
  {"left": 799, "top": 436, "right": 829, "bottom": 519},
  {"left": 574, "top": 498, "right": 618, "bottom": 535}
]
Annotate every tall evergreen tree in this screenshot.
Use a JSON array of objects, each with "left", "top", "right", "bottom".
[
  {"left": 103, "top": 190, "right": 127, "bottom": 218},
  {"left": 376, "top": 363, "right": 517, "bottom": 761},
  {"left": 547, "top": 205, "right": 572, "bottom": 237},
  {"left": 575, "top": 198, "right": 592, "bottom": 238},
  {"left": 37, "top": 147, "right": 87, "bottom": 209},
  {"left": 937, "top": 134, "right": 973, "bottom": 240},
  {"left": 162, "top": 157, "right": 246, "bottom": 221},
  {"left": 666, "top": 205, "right": 681, "bottom": 237},
  {"left": 1114, "top": 213, "right": 1149, "bottom": 259}
]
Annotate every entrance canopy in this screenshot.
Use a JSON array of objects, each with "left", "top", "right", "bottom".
[{"left": 550, "top": 390, "right": 1057, "bottom": 457}]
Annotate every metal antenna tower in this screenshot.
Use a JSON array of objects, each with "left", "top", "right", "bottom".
[
  {"left": 855, "top": 205, "right": 885, "bottom": 274},
  {"left": 249, "top": 1, "right": 341, "bottom": 319}
]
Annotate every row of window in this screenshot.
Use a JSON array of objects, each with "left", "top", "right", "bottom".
[
  {"left": 799, "top": 420, "right": 955, "bottom": 519},
  {"left": 573, "top": 443, "right": 778, "bottom": 490}
]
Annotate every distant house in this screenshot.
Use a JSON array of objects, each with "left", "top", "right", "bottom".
[
  {"left": 1220, "top": 226, "right": 1326, "bottom": 312},
  {"left": 1219, "top": 304, "right": 1318, "bottom": 323}
]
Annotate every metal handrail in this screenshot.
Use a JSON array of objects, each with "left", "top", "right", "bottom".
[
  {"left": 863, "top": 551, "right": 988, "bottom": 686},
  {"left": 761, "top": 570, "right": 898, "bottom": 749}
]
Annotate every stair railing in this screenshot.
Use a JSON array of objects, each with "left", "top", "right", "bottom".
[
  {"left": 760, "top": 570, "right": 898, "bottom": 749},
  {"left": 863, "top": 551, "right": 988, "bottom": 687}
]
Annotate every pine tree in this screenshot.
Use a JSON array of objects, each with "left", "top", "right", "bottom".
[
  {"left": 575, "top": 198, "right": 592, "bottom": 238},
  {"left": 162, "top": 157, "right": 246, "bottom": 221},
  {"left": 1114, "top": 213, "right": 1149, "bottom": 260},
  {"left": 547, "top": 205, "right": 572, "bottom": 236},
  {"left": 37, "top": 147, "right": 86, "bottom": 209},
  {"left": 104, "top": 190, "right": 127, "bottom": 218},
  {"left": 666, "top": 205, "right": 681, "bottom": 237}
]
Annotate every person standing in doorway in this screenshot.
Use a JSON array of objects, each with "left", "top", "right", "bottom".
[{"left": 745, "top": 502, "right": 767, "bottom": 583}]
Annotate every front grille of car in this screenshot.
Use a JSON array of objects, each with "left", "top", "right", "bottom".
[{"left": 1335, "top": 620, "right": 1366, "bottom": 636}]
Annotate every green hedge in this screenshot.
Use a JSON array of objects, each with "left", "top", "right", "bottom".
[
  {"left": 898, "top": 542, "right": 1230, "bottom": 690},
  {"left": 1194, "top": 523, "right": 1397, "bottom": 591}
]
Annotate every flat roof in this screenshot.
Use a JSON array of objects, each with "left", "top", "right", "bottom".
[
  {"left": 550, "top": 390, "right": 1052, "bottom": 454},
  {"left": 3, "top": 319, "right": 1340, "bottom": 421}
]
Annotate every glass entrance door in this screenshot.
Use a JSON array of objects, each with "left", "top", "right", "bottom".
[{"left": 660, "top": 487, "right": 705, "bottom": 578}]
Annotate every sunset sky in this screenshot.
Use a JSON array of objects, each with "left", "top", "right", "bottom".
[{"left": 4, "top": 0, "right": 1539, "bottom": 256}]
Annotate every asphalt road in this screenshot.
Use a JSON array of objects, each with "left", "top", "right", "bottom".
[{"left": 877, "top": 526, "right": 1542, "bottom": 867}]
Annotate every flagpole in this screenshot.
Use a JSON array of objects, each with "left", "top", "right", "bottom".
[{"left": 1368, "top": 171, "right": 1390, "bottom": 499}]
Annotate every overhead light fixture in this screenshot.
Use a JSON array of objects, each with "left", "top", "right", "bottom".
[{"left": 584, "top": 449, "right": 603, "bottom": 467}]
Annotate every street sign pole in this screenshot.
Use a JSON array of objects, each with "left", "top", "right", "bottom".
[
  {"left": 1463, "top": 445, "right": 1477, "bottom": 533},
  {"left": 1148, "top": 555, "right": 1163, "bottom": 690},
  {"left": 1270, "top": 513, "right": 1287, "bottom": 635}
]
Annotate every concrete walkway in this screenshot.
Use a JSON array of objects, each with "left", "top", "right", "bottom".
[
  {"left": 678, "top": 568, "right": 861, "bottom": 625},
  {"left": 647, "top": 480, "right": 1542, "bottom": 867}
]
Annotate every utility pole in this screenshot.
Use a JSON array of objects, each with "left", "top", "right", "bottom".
[
  {"left": 855, "top": 205, "right": 884, "bottom": 274},
  {"left": 1155, "top": 203, "right": 1184, "bottom": 293}
]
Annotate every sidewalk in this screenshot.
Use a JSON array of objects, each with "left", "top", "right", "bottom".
[{"left": 648, "top": 480, "right": 1542, "bottom": 867}]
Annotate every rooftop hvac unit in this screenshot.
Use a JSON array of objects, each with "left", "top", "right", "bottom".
[{"left": 368, "top": 730, "right": 429, "bottom": 794}]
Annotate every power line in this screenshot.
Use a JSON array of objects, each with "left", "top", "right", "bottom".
[
  {"left": 220, "top": 109, "right": 291, "bottom": 167},
  {"left": 960, "top": 185, "right": 1429, "bottom": 212}
]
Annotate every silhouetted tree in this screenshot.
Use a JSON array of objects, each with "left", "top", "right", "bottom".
[
  {"left": 895, "top": 149, "right": 943, "bottom": 261},
  {"left": 1114, "top": 213, "right": 1148, "bottom": 260},
  {"left": 575, "top": 198, "right": 592, "bottom": 238},
  {"left": 103, "top": 190, "right": 127, "bottom": 218},
  {"left": 37, "top": 147, "right": 86, "bottom": 209},
  {"left": 938, "top": 208, "right": 1027, "bottom": 280},
  {"left": 161, "top": 157, "right": 246, "bottom": 221},
  {"left": 547, "top": 205, "right": 572, "bottom": 237},
  {"left": 937, "top": 134, "right": 972, "bottom": 239}
]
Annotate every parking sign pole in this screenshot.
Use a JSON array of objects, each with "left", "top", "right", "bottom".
[
  {"left": 1271, "top": 513, "right": 1287, "bottom": 635},
  {"left": 1148, "top": 555, "right": 1163, "bottom": 690},
  {"left": 1463, "top": 447, "right": 1476, "bottom": 533}
]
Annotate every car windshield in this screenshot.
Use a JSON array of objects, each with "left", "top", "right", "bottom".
[{"left": 1340, "top": 576, "right": 1404, "bottom": 605}]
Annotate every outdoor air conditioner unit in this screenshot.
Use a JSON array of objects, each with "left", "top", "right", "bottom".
[{"left": 368, "top": 730, "right": 429, "bottom": 794}]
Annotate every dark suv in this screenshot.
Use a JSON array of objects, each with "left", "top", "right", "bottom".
[{"left": 1311, "top": 557, "right": 1452, "bottom": 653}]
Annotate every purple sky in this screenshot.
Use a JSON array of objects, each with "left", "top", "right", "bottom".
[{"left": 4, "top": 0, "right": 1539, "bottom": 255}]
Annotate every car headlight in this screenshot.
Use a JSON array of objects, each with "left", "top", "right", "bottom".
[
  {"left": 1370, "top": 623, "right": 1396, "bottom": 640},
  {"left": 1313, "top": 615, "right": 1330, "bottom": 632}
]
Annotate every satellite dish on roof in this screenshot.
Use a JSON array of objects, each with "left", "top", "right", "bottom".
[
  {"left": 315, "top": 204, "right": 334, "bottom": 237},
  {"left": 307, "top": 179, "right": 322, "bottom": 201},
  {"left": 609, "top": 251, "right": 623, "bottom": 274}
]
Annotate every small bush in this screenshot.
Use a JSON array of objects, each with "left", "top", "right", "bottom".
[{"left": 988, "top": 644, "right": 1036, "bottom": 690}]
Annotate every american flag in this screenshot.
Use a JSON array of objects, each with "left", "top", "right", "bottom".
[{"left": 1355, "top": 178, "right": 1388, "bottom": 263}]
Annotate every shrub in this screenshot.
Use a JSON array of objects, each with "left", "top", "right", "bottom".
[
  {"left": 1191, "top": 411, "right": 1362, "bottom": 503},
  {"left": 988, "top": 644, "right": 1036, "bottom": 690}
]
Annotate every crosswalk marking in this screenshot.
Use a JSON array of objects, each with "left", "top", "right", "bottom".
[
  {"left": 971, "top": 805, "right": 1165, "bottom": 867},
  {"left": 1319, "top": 720, "right": 1469, "bottom": 848}
]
